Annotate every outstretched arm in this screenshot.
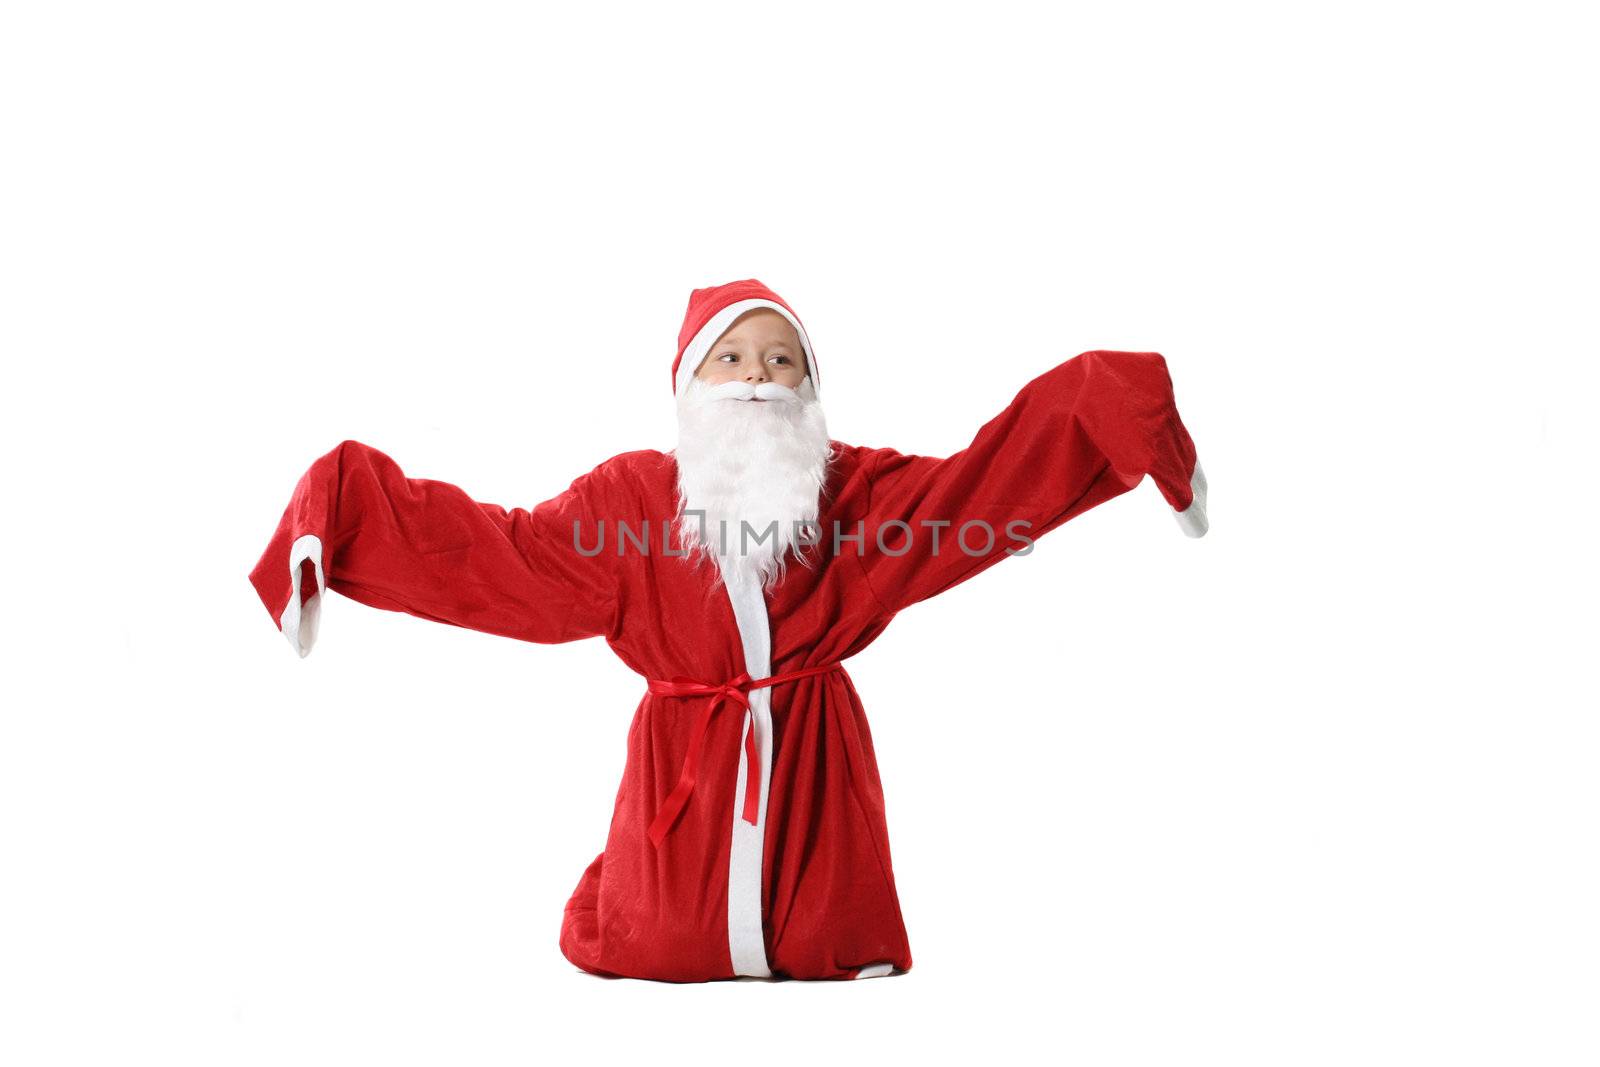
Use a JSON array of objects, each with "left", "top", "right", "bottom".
[
  {"left": 248, "top": 439, "right": 618, "bottom": 657},
  {"left": 852, "top": 350, "right": 1207, "bottom": 616}
]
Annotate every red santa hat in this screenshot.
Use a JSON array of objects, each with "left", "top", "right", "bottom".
[{"left": 673, "top": 279, "right": 821, "bottom": 398}]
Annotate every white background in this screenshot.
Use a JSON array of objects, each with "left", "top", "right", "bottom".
[{"left": 2, "top": 1, "right": 1595, "bottom": 1064}]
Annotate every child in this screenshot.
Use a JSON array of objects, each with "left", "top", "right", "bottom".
[{"left": 249, "top": 278, "right": 1208, "bottom": 982}]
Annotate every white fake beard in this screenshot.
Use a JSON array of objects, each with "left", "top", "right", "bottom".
[{"left": 673, "top": 375, "right": 834, "bottom": 592}]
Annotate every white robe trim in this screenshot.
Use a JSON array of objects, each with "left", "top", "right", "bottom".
[
  {"left": 281, "top": 534, "right": 326, "bottom": 658},
  {"left": 720, "top": 565, "right": 775, "bottom": 978},
  {"left": 1173, "top": 460, "right": 1209, "bottom": 538}
]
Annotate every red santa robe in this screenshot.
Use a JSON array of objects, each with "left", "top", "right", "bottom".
[{"left": 248, "top": 281, "right": 1207, "bottom": 983}]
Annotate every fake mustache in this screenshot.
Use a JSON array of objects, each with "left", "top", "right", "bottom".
[{"left": 698, "top": 380, "right": 805, "bottom": 405}]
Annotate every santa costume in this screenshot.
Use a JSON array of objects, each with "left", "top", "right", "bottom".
[{"left": 248, "top": 278, "right": 1208, "bottom": 982}]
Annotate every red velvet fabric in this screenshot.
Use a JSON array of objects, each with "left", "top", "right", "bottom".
[{"left": 248, "top": 349, "right": 1201, "bottom": 981}]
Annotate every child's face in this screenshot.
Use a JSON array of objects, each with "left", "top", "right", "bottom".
[{"left": 693, "top": 309, "right": 809, "bottom": 390}]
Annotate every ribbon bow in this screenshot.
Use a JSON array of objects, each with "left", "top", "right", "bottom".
[{"left": 645, "top": 661, "right": 845, "bottom": 849}]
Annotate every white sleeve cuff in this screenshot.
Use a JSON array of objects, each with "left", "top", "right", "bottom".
[
  {"left": 1172, "top": 460, "right": 1208, "bottom": 538},
  {"left": 279, "top": 534, "right": 326, "bottom": 658}
]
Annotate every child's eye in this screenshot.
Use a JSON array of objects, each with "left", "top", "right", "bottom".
[
  {"left": 770, "top": 355, "right": 791, "bottom": 365},
  {"left": 717, "top": 352, "right": 739, "bottom": 362}
]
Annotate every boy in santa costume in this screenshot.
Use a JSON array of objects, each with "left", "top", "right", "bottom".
[{"left": 249, "top": 278, "right": 1208, "bottom": 982}]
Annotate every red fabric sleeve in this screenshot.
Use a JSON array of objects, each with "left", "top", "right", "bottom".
[
  {"left": 248, "top": 439, "right": 618, "bottom": 655},
  {"left": 852, "top": 350, "right": 1203, "bottom": 616}
]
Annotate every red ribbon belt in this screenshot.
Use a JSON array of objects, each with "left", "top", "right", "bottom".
[{"left": 645, "top": 661, "right": 845, "bottom": 849}]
